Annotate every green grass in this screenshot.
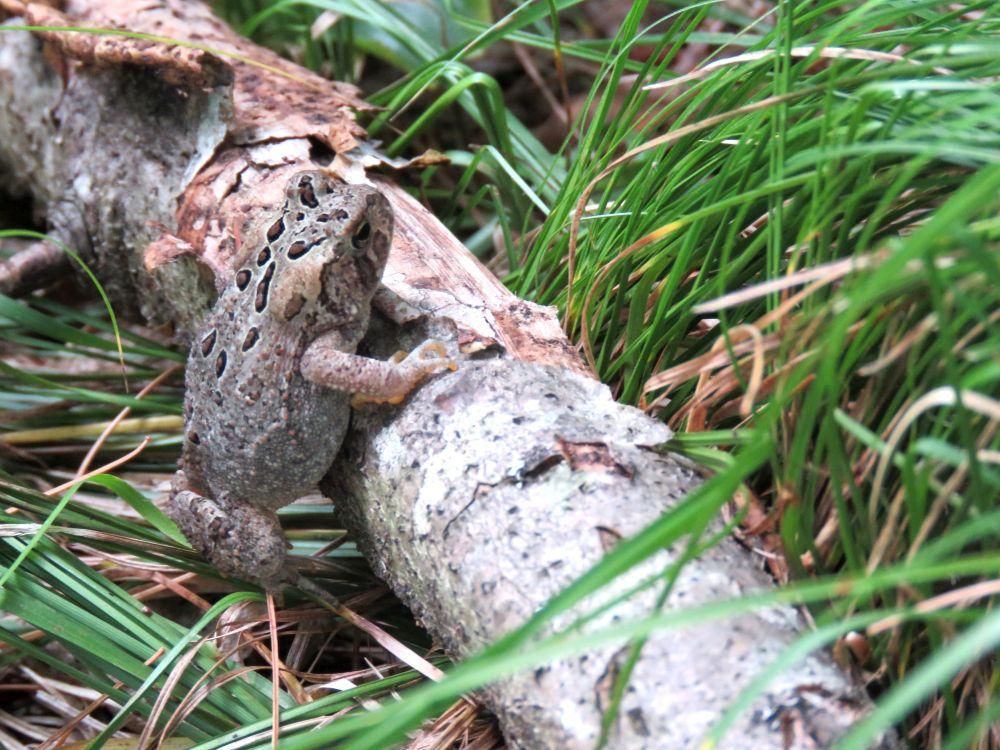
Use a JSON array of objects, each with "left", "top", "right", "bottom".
[{"left": 2, "top": 0, "right": 999, "bottom": 747}]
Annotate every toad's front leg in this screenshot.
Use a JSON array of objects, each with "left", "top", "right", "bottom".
[
  {"left": 300, "top": 332, "right": 456, "bottom": 406},
  {"left": 167, "top": 471, "right": 289, "bottom": 590}
]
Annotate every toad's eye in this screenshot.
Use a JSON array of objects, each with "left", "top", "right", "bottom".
[{"left": 351, "top": 221, "right": 371, "bottom": 250}]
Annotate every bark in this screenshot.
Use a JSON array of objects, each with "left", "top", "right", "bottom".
[{"left": 0, "top": 1, "right": 897, "bottom": 748}]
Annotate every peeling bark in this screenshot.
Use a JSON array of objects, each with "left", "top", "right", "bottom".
[{"left": 0, "top": 1, "right": 897, "bottom": 747}]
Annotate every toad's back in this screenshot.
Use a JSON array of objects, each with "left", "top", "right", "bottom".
[{"left": 179, "top": 172, "right": 394, "bottom": 508}]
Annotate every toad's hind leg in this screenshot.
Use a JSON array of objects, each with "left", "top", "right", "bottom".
[{"left": 167, "top": 474, "right": 288, "bottom": 589}]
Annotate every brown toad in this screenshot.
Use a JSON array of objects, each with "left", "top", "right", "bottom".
[{"left": 168, "top": 170, "right": 453, "bottom": 590}]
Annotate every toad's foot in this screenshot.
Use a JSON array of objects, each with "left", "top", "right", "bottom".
[
  {"left": 299, "top": 335, "right": 457, "bottom": 407},
  {"left": 0, "top": 240, "right": 70, "bottom": 297},
  {"left": 351, "top": 341, "right": 458, "bottom": 407},
  {"left": 167, "top": 473, "right": 288, "bottom": 590}
]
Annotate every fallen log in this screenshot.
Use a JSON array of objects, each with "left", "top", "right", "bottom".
[{"left": 0, "top": 1, "right": 897, "bottom": 747}]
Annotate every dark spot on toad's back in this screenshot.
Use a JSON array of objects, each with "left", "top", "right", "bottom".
[
  {"left": 257, "top": 247, "right": 271, "bottom": 266},
  {"left": 288, "top": 239, "right": 320, "bottom": 259},
  {"left": 266, "top": 217, "right": 284, "bottom": 242},
  {"left": 201, "top": 330, "right": 216, "bottom": 356},
  {"left": 242, "top": 327, "right": 259, "bottom": 351},
  {"left": 236, "top": 269, "right": 252, "bottom": 290},
  {"left": 255, "top": 263, "right": 275, "bottom": 312},
  {"left": 215, "top": 350, "right": 227, "bottom": 377}
]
